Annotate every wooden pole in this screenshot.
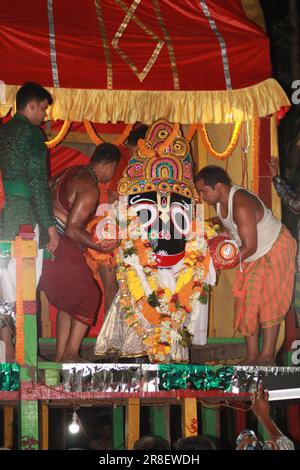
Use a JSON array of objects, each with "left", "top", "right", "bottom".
[
  {"left": 4, "top": 406, "right": 14, "bottom": 449},
  {"left": 126, "top": 398, "right": 140, "bottom": 450},
  {"left": 40, "top": 404, "right": 49, "bottom": 450},
  {"left": 182, "top": 398, "right": 198, "bottom": 437}
]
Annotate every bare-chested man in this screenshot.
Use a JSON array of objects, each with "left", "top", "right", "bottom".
[
  {"left": 194, "top": 165, "right": 296, "bottom": 365},
  {"left": 93, "top": 125, "right": 149, "bottom": 316},
  {"left": 39, "top": 143, "right": 121, "bottom": 362}
]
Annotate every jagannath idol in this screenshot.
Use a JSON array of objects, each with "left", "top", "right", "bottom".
[{"left": 90, "top": 119, "right": 238, "bottom": 363}]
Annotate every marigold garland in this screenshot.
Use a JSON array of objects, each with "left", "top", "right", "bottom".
[
  {"left": 115, "top": 124, "right": 134, "bottom": 146},
  {"left": 198, "top": 122, "right": 242, "bottom": 160},
  {"left": 15, "top": 236, "right": 24, "bottom": 364},
  {"left": 84, "top": 120, "right": 133, "bottom": 147},
  {"left": 45, "top": 121, "right": 71, "bottom": 148},
  {"left": 118, "top": 213, "right": 216, "bottom": 362},
  {"left": 185, "top": 124, "right": 198, "bottom": 143}
]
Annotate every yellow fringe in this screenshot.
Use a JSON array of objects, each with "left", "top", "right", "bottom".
[{"left": 0, "top": 79, "right": 290, "bottom": 124}]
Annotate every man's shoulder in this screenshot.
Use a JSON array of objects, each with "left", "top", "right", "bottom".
[
  {"left": 233, "top": 187, "right": 255, "bottom": 203},
  {"left": 10, "top": 116, "right": 44, "bottom": 142},
  {"left": 71, "top": 169, "right": 99, "bottom": 194},
  {"left": 233, "top": 188, "right": 262, "bottom": 216}
]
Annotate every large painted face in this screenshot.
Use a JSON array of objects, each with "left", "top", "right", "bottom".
[{"left": 128, "top": 190, "right": 192, "bottom": 255}]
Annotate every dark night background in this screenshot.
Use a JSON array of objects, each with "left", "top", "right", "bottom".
[{"left": 260, "top": 0, "right": 300, "bottom": 236}]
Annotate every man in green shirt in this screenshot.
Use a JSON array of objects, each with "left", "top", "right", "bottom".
[{"left": 0, "top": 82, "right": 59, "bottom": 361}]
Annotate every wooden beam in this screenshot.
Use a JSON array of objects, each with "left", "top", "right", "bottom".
[
  {"left": 182, "top": 398, "right": 198, "bottom": 437},
  {"left": 126, "top": 398, "right": 140, "bottom": 450},
  {"left": 4, "top": 406, "right": 14, "bottom": 449},
  {"left": 40, "top": 404, "right": 49, "bottom": 450}
]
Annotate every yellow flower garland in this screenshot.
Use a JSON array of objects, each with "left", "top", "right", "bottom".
[{"left": 198, "top": 122, "right": 242, "bottom": 160}]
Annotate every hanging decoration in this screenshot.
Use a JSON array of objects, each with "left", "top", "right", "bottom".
[
  {"left": 83, "top": 121, "right": 134, "bottom": 146},
  {"left": 60, "top": 363, "right": 300, "bottom": 396},
  {"left": 185, "top": 124, "right": 198, "bottom": 143},
  {"left": 118, "top": 215, "right": 215, "bottom": 362},
  {"left": 198, "top": 122, "right": 242, "bottom": 160},
  {"left": 45, "top": 121, "right": 71, "bottom": 149}
]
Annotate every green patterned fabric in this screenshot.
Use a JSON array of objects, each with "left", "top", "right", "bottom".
[{"left": 0, "top": 114, "right": 54, "bottom": 248}]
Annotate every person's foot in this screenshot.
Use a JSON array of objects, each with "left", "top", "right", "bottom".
[
  {"left": 255, "top": 355, "right": 276, "bottom": 366},
  {"left": 56, "top": 354, "right": 91, "bottom": 363},
  {"left": 238, "top": 356, "right": 258, "bottom": 366}
]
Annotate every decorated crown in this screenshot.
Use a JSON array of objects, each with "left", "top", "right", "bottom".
[{"left": 117, "top": 119, "right": 194, "bottom": 199}]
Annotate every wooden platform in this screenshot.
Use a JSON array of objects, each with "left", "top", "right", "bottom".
[{"left": 38, "top": 337, "right": 247, "bottom": 363}]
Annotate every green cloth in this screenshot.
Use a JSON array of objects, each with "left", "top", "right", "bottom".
[
  {"left": 3, "top": 180, "right": 32, "bottom": 197},
  {"left": 0, "top": 114, "right": 54, "bottom": 248}
]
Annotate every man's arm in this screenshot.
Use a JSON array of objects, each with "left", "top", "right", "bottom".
[
  {"left": 233, "top": 194, "right": 258, "bottom": 262},
  {"left": 64, "top": 187, "right": 118, "bottom": 253},
  {"left": 251, "top": 383, "right": 294, "bottom": 449}
]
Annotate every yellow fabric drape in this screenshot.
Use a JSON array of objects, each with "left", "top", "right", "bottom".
[{"left": 0, "top": 79, "right": 289, "bottom": 124}]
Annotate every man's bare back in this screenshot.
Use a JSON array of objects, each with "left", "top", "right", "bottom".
[{"left": 50, "top": 166, "right": 99, "bottom": 227}]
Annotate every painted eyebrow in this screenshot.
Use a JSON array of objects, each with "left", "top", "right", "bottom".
[
  {"left": 171, "top": 200, "right": 189, "bottom": 210},
  {"left": 130, "top": 196, "right": 155, "bottom": 204}
]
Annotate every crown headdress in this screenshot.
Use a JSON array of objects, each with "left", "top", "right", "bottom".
[{"left": 118, "top": 119, "right": 194, "bottom": 199}]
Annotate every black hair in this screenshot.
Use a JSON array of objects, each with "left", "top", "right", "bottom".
[
  {"left": 174, "top": 435, "right": 216, "bottom": 450},
  {"left": 91, "top": 142, "right": 121, "bottom": 165},
  {"left": 16, "top": 82, "right": 53, "bottom": 110},
  {"left": 194, "top": 165, "right": 231, "bottom": 188},
  {"left": 133, "top": 435, "right": 171, "bottom": 450},
  {"left": 127, "top": 124, "right": 148, "bottom": 147}
]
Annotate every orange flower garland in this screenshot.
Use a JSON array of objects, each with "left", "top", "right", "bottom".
[
  {"left": 185, "top": 124, "right": 198, "bottom": 143},
  {"left": 119, "top": 213, "right": 215, "bottom": 362},
  {"left": 45, "top": 121, "right": 71, "bottom": 148},
  {"left": 84, "top": 120, "right": 133, "bottom": 146},
  {"left": 198, "top": 122, "right": 242, "bottom": 160}
]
